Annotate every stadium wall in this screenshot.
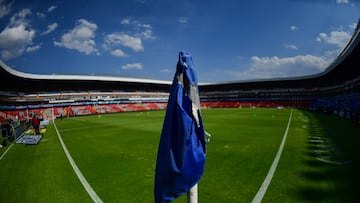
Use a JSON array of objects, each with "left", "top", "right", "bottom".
[
  {"left": 1, "top": 98, "right": 359, "bottom": 125},
  {"left": 0, "top": 102, "right": 168, "bottom": 122},
  {"left": 0, "top": 99, "right": 311, "bottom": 123}
]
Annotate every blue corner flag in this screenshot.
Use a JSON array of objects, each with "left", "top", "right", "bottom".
[{"left": 154, "top": 51, "right": 206, "bottom": 203}]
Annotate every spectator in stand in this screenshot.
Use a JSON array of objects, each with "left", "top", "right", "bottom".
[{"left": 32, "top": 115, "right": 40, "bottom": 135}]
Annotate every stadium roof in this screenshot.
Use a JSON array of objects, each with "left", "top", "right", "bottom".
[
  {"left": 0, "top": 60, "right": 171, "bottom": 94},
  {"left": 1, "top": 19, "right": 359, "bottom": 95}
]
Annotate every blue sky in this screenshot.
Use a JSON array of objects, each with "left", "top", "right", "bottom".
[{"left": 0, "top": 0, "right": 359, "bottom": 83}]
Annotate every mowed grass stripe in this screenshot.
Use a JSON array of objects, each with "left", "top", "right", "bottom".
[
  {"left": 0, "top": 120, "right": 93, "bottom": 203},
  {"left": 1, "top": 108, "right": 358, "bottom": 202},
  {"left": 252, "top": 109, "right": 293, "bottom": 203},
  {"left": 54, "top": 108, "right": 295, "bottom": 202},
  {"left": 0, "top": 142, "right": 14, "bottom": 161},
  {"left": 197, "top": 108, "right": 293, "bottom": 202},
  {"left": 53, "top": 120, "right": 103, "bottom": 203},
  {"left": 54, "top": 111, "right": 164, "bottom": 202},
  {"left": 262, "top": 110, "right": 360, "bottom": 202}
]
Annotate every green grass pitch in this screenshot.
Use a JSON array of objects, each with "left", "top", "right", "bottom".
[{"left": 0, "top": 108, "right": 359, "bottom": 202}]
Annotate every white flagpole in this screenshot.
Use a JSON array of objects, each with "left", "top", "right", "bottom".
[{"left": 187, "top": 183, "right": 198, "bottom": 203}]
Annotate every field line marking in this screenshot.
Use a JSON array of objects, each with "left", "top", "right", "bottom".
[
  {"left": 251, "top": 109, "right": 293, "bottom": 203},
  {"left": 0, "top": 143, "right": 14, "bottom": 161},
  {"left": 0, "top": 128, "right": 29, "bottom": 161},
  {"left": 53, "top": 120, "right": 103, "bottom": 203}
]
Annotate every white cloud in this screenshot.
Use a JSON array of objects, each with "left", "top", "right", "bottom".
[
  {"left": 316, "top": 30, "right": 351, "bottom": 48},
  {"left": 160, "top": 68, "right": 171, "bottom": 73},
  {"left": 9, "top": 8, "right": 31, "bottom": 26},
  {"left": 316, "top": 33, "right": 326, "bottom": 42},
  {"left": 26, "top": 44, "right": 41, "bottom": 53},
  {"left": 323, "top": 49, "right": 340, "bottom": 58},
  {"left": 290, "top": 25, "right": 298, "bottom": 31},
  {"left": 121, "top": 63, "right": 143, "bottom": 70},
  {"left": 0, "top": 25, "right": 36, "bottom": 59},
  {"left": 121, "top": 18, "right": 131, "bottom": 25},
  {"left": 227, "top": 54, "right": 331, "bottom": 80},
  {"left": 121, "top": 18, "right": 152, "bottom": 29},
  {"left": 105, "top": 18, "right": 153, "bottom": 56},
  {"left": 349, "top": 22, "right": 357, "bottom": 30},
  {"left": 36, "top": 12, "right": 46, "bottom": 18},
  {"left": 48, "top": 5, "right": 57, "bottom": 12},
  {"left": 142, "top": 24, "right": 152, "bottom": 29},
  {"left": 120, "top": 18, "right": 152, "bottom": 29},
  {"left": 111, "top": 49, "right": 127, "bottom": 57},
  {"left": 54, "top": 19, "right": 99, "bottom": 55},
  {"left": 41, "top": 22, "right": 58, "bottom": 35},
  {"left": 104, "top": 33, "right": 143, "bottom": 52},
  {"left": 137, "top": 29, "right": 156, "bottom": 40},
  {"left": 284, "top": 44, "right": 298, "bottom": 50},
  {"left": 336, "top": 0, "right": 349, "bottom": 4},
  {"left": 0, "top": 9, "right": 36, "bottom": 60},
  {"left": 178, "top": 17, "right": 188, "bottom": 24},
  {"left": 120, "top": 18, "right": 155, "bottom": 40},
  {"left": 0, "top": 0, "right": 12, "bottom": 19}
]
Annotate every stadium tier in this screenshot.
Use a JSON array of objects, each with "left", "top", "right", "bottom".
[{"left": 1, "top": 20, "right": 360, "bottom": 124}]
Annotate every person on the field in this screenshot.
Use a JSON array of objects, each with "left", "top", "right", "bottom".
[{"left": 32, "top": 115, "right": 40, "bottom": 135}]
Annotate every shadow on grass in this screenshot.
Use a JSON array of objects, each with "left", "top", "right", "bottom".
[{"left": 295, "top": 110, "right": 359, "bottom": 202}]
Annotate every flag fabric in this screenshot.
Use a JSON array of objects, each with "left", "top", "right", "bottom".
[{"left": 154, "top": 51, "right": 206, "bottom": 203}]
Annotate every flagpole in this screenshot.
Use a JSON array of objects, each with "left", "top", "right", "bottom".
[
  {"left": 187, "top": 184, "right": 198, "bottom": 203},
  {"left": 154, "top": 51, "right": 206, "bottom": 203}
]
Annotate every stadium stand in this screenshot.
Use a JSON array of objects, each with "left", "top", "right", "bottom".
[{"left": 0, "top": 20, "right": 359, "bottom": 126}]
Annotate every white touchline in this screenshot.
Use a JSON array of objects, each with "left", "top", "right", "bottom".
[
  {"left": 53, "top": 120, "right": 103, "bottom": 203},
  {"left": 251, "top": 109, "right": 293, "bottom": 203},
  {"left": 0, "top": 130, "right": 29, "bottom": 161},
  {"left": 0, "top": 143, "right": 14, "bottom": 161}
]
